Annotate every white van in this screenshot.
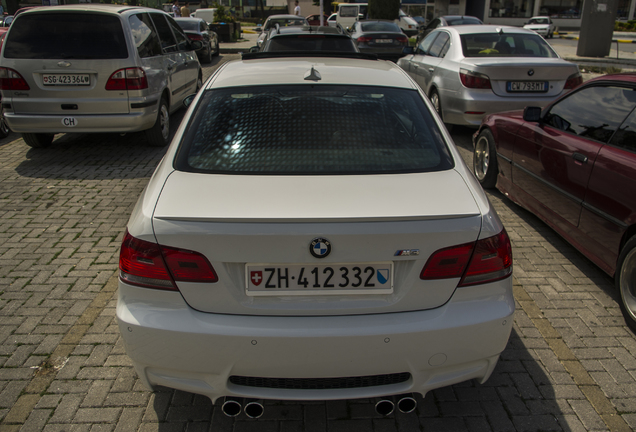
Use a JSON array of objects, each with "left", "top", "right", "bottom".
[
  {"left": 192, "top": 8, "right": 216, "bottom": 24},
  {"left": 336, "top": 3, "right": 367, "bottom": 29}
]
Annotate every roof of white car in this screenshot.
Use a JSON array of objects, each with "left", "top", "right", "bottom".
[
  {"left": 207, "top": 57, "right": 417, "bottom": 89},
  {"left": 19, "top": 4, "right": 166, "bottom": 15},
  {"left": 447, "top": 24, "right": 538, "bottom": 35}
]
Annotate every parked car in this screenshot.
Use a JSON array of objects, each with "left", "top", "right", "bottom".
[
  {"left": 175, "top": 17, "right": 219, "bottom": 63},
  {"left": 418, "top": 15, "right": 482, "bottom": 42},
  {"left": 305, "top": 13, "right": 330, "bottom": 26},
  {"left": 1, "top": 15, "right": 13, "bottom": 27},
  {"left": 523, "top": 16, "right": 556, "bottom": 38},
  {"left": 253, "top": 25, "right": 357, "bottom": 53},
  {"left": 398, "top": 25, "right": 581, "bottom": 128},
  {"left": 411, "top": 15, "right": 426, "bottom": 27},
  {"left": 327, "top": 13, "right": 337, "bottom": 27},
  {"left": 395, "top": 9, "right": 419, "bottom": 37},
  {"left": 0, "top": 5, "right": 202, "bottom": 148},
  {"left": 349, "top": 20, "right": 408, "bottom": 62},
  {"left": 473, "top": 73, "right": 636, "bottom": 332},
  {"left": 255, "top": 14, "right": 309, "bottom": 48},
  {"left": 117, "top": 51, "right": 514, "bottom": 413}
]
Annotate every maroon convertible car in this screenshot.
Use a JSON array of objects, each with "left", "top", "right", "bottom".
[{"left": 473, "top": 73, "right": 636, "bottom": 332}]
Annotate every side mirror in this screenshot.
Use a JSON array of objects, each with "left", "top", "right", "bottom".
[
  {"left": 190, "top": 40, "right": 203, "bottom": 50},
  {"left": 402, "top": 46, "right": 415, "bottom": 55},
  {"left": 249, "top": 46, "right": 259, "bottom": 53},
  {"left": 523, "top": 106, "right": 542, "bottom": 122},
  {"left": 183, "top": 94, "right": 197, "bottom": 108}
]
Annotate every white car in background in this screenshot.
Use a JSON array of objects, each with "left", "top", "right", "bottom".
[
  {"left": 117, "top": 51, "right": 514, "bottom": 417},
  {"left": 523, "top": 16, "right": 556, "bottom": 38}
]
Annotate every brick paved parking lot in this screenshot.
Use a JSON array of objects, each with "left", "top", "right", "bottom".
[{"left": 0, "top": 56, "right": 635, "bottom": 432}]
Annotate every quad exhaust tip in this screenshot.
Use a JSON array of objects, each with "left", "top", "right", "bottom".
[
  {"left": 397, "top": 395, "right": 417, "bottom": 413},
  {"left": 221, "top": 397, "right": 242, "bottom": 417},
  {"left": 375, "top": 398, "right": 395, "bottom": 416},
  {"left": 244, "top": 399, "right": 264, "bottom": 419}
]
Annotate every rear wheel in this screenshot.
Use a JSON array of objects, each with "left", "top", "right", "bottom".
[
  {"left": 617, "top": 237, "right": 636, "bottom": 333},
  {"left": 430, "top": 89, "right": 453, "bottom": 132},
  {"left": 473, "top": 129, "right": 498, "bottom": 189},
  {"left": 213, "top": 39, "right": 220, "bottom": 56},
  {"left": 204, "top": 44, "right": 212, "bottom": 63},
  {"left": 22, "top": 133, "right": 54, "bottom": 149},
  {"left": 145, "top": 97, "right": 170, "bottom": 147}
]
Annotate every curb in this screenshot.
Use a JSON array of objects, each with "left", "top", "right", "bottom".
[{"left": 558, "top": 34, "right": 636, "bottom": 43}]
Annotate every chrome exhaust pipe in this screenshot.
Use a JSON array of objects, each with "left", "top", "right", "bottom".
[
  {"left": 221, "top": 397, "right": 242, "bottom": 417},
  {"left": 375, "top": 398, "right": 395, "bottom": 416},
  {"left": 396, "top": 394, "right": 417, "bottom": 413},
  {"left": 244, "top": 399, "right": 264, "bottom": 419}
]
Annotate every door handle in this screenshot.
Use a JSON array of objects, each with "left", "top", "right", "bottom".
[
  {"left": 413, "top": 64, "right": 419, "bottom": 68},
  {"left": 573, "top": 152, "right": 588, "bottom": 164},
  {"left": 428, "top": 68, "right": 434, "bottom": 72}
]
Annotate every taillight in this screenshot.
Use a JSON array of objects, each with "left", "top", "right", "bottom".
[
  {"left": 357, "top": 36, "right": 372, "bottom": 43},
  {"left": 119, "top": 230, "right": 218, "bottom": 290},
  {"left": 459, "top": 68, "right": 491, "bottom": 89},
  {"left": 0, "top": 67, "right": 30, "bottom": 90},
  {"left": 420, "top": 230, "right": 512, "bottom": 287},
  {"left": 188, "top": 34, "right": 204, "bottom": 41},
  {"left": 564, "top": 72, "right": 583, "bottom": 90},
  {"left": 106, "top": 67, "right": 148, "bottom": 91},
  {"left": 396, "top": 35, "right": 408, "bottom": 44}
]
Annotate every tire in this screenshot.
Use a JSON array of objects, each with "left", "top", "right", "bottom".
[
  {"left": 22, "top": 133, "right": 54, "bottom": 149},
  {"left": 473, "top": 129, "right": 498, "bottom": 189},
  {"left": 204, "top": 44, "right": 212, "bottom": 64},
  {"left": 196, "top": 73, "right": 203, "bottom": 93},
  {"left": 213, "top": 39, "right": 220, "bottom": 56},
  {"left": 145, "top": 97, "right": 170, "bottom": 147},
  {"left": 617, "top": 236, "right": 636, "bottom": 333},
  {"left": 430, "top": 89, "right": 453, "bottom": 132},
  {"left": 0, "top": 105, "right": 10, "bottom": 139}
]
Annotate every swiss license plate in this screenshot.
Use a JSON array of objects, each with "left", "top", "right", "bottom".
[
  {"left": 507, "top": 81, "right": 547, "bottom": 92},
  {"left": 246, "top": 262, "right": 393, "bottom": 296},
  {"left": 43, "top": 74, "right": 90, "bottom": 86},
  {"left": 375, "top": 39, "right": 393, "bottom": 43}
]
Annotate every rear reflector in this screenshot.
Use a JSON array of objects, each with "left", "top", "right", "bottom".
[
  {"left": 119, "top": 230, "right": 218, "bottom": 290},
  {"left": 0, "top": 67, "right": 30, "bottom": 91},
  {"left": 420, "top": 229, "right": 512, "bottom": 286}
]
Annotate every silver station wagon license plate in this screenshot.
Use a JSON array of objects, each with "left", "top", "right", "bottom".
[
  {"left": 43, "top": 74, "right": 90, "bottom": 86},
  {"left": 507, "top": 81, "right": 548, "bottom": 92},
  {"left": 246, "top": 262, "right": 393, "bottom": 296}
]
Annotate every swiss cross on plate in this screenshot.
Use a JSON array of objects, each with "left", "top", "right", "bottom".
[{"left": 250, "top": 271, "right": 263, "bottom": 286}]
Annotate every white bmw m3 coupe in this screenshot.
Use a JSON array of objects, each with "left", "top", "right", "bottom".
[{"left": 117, "top": 51, "right": 514, "bottom": 416}]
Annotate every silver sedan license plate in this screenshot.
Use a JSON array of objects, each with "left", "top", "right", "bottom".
[
  {"left": 43, "top": 74, "right": 90, "bottom": 86},
  {"left": 246, "top": 262, "right": 393, "bottom": 296},
  {"left": 507, "top": 81, "right": 547, "bottom": 92}
]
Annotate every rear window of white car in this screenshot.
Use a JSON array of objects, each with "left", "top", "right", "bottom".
[
  {"left": 4, "top": 13, "right": 128, "bottom": 59},
  {"left": 175, "top": 85, "right": 454, "bottom": 175},
  {"left": 460, "top": 33, "right": 558, "bottom": 57}
]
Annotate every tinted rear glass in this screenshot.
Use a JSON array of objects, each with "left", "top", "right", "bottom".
[
  {"left": 265, "top": 36, "right": 356, "bottom": 52},
  {"left": 5, "top": 13, "right": 128, "bottom": 59},
  {"left": 176, "top": 85, "right": 454, "bottom": 175},
  {"left": 460, "top": 33, "right": 558, "bottom": 57},
  {"left": 446, "top": 17, "right": 481, "bottom": 25},
  {"left": 175, "top": 20, "right": 200, "bottom": 31},
  {"left": 360, "top": 22, "right": 401, "bottom": 32}
]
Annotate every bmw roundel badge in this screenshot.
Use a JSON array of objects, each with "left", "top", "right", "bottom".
[
  {"left": 527, "top": 69, "right": 535, "bottom": 76},
  {"left": 310, "top": 238, "right": 331, "bottom": 258}
]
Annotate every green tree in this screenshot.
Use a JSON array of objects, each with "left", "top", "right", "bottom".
[{"left": 368, "top": 0, "right": 399, "bottom": 20}]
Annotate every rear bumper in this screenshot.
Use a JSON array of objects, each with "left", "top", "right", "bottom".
[
  {"left": 4, "top": 110, "right": 157, "bottom": 134},
  {"left": 117, "top": 277, "right": 514, "bottom": 403},
  {"left": 442, "top": 88, "right": 557, "bottom": 126}
]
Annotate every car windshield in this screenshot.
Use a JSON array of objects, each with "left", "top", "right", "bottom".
[
  {"left": 460, "top": 32, "right": 558, "bottom": 57},
  {"left": 176, "top": 85, "right": 454, "bottom": 175},
  {"left": 264, "top": 18, "right": 307, "bottom": 30},
  {"left": 360, "top": 22, "right": 401, "bottom": 32},
  {"left": 446, "top": 17, "right": 481, "bottom": 25},
  {"left": 4, "top": 13, "right": 128, "bottom": 59},
  {"left": 176, "top": 20, "right": 200, "bottom": 31},
  {"left": 528, "top": 18, "right": 549, "bottom": 24},
  {"left": 266, "top": 35, "right": 357, "bottom": 52}
]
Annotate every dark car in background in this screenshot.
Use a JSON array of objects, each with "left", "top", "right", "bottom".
[
  {"left": 473, "top": 73, "right": 636, "bottom": 333},
  {"left": 305, "top": 13, "right": 330, "bottom": 26},
  {"left": 254, "top": 25, "right": 357, "bottom": 53},
  {"left": 348, "top": 20, "right": 408, "bottom": 62},
  {"left": 175, "top": 17, "right": 219, "bottom": 63}
]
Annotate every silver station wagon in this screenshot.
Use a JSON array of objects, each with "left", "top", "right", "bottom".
[{"left": 0, "top": 5, "right": 202, "bottom": 148}]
